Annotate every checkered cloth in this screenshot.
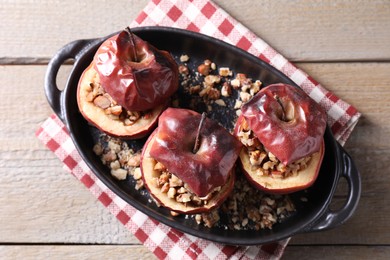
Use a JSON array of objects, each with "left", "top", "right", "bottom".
[{"left": 36, "top": 0, "right": 361, "bottom": 259}]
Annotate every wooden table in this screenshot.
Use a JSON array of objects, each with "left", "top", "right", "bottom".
[{"left": 1, "top": 1, "right": 389, "bottom": 259}]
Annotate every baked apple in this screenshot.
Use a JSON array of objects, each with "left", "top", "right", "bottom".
[
  {"left": 94, "top": 27, "right": 178, "bottom": 112},
  {"left": 77, "top": 65, "right": 166, "bottom": 139},
  {"left": 234, "top": 83, "right": 327, "bottom": 194},
  {"left": 77, "top": 27, "right": 178, "bottom": 139},
  {"left": 141, "top": 108, "right": 242, "bottom": 214}
]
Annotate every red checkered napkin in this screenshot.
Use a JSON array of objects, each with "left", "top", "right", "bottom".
[{"left": 37, "top": 0, "right": 361, "bottom": 259}]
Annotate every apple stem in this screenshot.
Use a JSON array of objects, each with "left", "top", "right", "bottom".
[
  {"left": 274, "top": 95, "right": 286, "bottom": 122},
  {"left": 193, "top": 112, "right": 207, "bottom": 154},
  {"left": 124, "top": 27, "right": 138, "bottom": 62}
]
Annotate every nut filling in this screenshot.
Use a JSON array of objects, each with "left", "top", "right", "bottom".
[
  {"left": 152, "top": 161, "right": 221, "bottom": 207},
  {"left": 93, "top": 135, "right": 144, "bottom": 190},
  {"left": 86, "top": 74, "right": 152, "bottom": 126},
  {"left": 237, "top": 118, "right": 313, "bottom": 178}
]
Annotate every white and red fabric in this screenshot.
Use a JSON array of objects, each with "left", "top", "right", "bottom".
[{"left": 37, "top": 0, "right": 361, "bottom": 259}]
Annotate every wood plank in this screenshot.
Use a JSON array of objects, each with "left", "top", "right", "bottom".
[
  {"left": 1, "top": 62, "right": 389, "bottom": 245},
  {"left": 283, "top": 245, "right": 390, "bottom": 260},
  {"left": 1, "top": 0, "right": 390, "bottom": 62},
  {"left": 0, "top": 65, "right": 137, "bottom": 244},
  {"left": 1, "top": 245, "right": 390, "bottom": 260},
  {"left": 0, "top": 245, "right": 156, "bottom": 260}
]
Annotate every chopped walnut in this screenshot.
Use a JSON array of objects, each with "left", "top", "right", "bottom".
[
  {"left": 237, "top": 118, "right": 312, "bottom": 178},
  {"left": 151, "top": 161, "right": 221, "bottom": 208},
  {"left": 93, "top": 135, "right": 144, "bottom": 189},
  {"left": 179, "top": 64, "right": 189, "bottom": 75},
  {"left": 198, "top": 63, "right": 210, "bottom": 76},
  {"left": 207, "top": 88, "right": 221, "bottom": 100},
  {"left": 180, "top": 54, "right": 190, "bottom": 62},
  {"left": 221, "top": 82, "right": 232, "bottom": 97},
  {"left": 218, "top": 67, "right": 232, "bottom": 77}
]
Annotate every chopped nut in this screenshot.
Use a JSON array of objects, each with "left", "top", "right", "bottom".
[
  {"left": 263, "top": 161, "right": 276, "bottom": 170},
  {"left": 249, "top": 150, "right": 267, "bottom": 166},
  {"left": 158, "top": 172, "right": 170, "bottom": 186},
  {"left": 201, "top": 210, "right": 220, "bottom": 228},
  {"left": 240, "top": 91, "right": 252, "bottom": 102},
  {"left": 176, "top": 193, "right": 191, "bottom": 203},
  {"left": 127, "top": 152, "right": 141, "bottom": 167},
  {"left": 180, "top": 54, "right": 190, "bottom": 62},
  {"left": 93, "top": 143, "right": 104, "bottom": 156},
  {"left": 111, "top": 168, "right": 128, "bottom": 180},
  {"left": 199, "top": 86, "right": 210, "bottom": 97},
  {"left": 207, "top": 88, "right": 221, "bottom": 100},
  {"left": 189, "top": 85, "right": 201, "bottom": 94},
  {"left": 219, "top": 67, "right": 232, "bottom": 77},
  {"left": 102, "top": 150, "right": 117, "bottom": 163},
  {"left": 204, "top": 59, "right": 212, "bottom": 66},
  {"left": 135, "top": 179, "right": 144, "bottom": 190},
  {"left": 169, "top": 174, "right": 183, "bottom": 187},
  {"left": 93, "top": 95, "right": 111, "bottom": 109},
  {"left": 221, "top": 82, "right": 232, "bottom": 97},
  {"left": 110, "top": 160, "right": 121, "bottom": 170},
  {"left": 230, "top": 79, "right": 241, "bottom": 89},
  {"left": 127, "top": 111, "right": 140, "bottom": 122},
  {"left": 179, "top": 64, "right": 189, "bottom": 75},
  {"left": 167, "top": 187, "right": 176, "bottom": 198},
  {"left": 108, "top": 140, "right": 121, "bottom": 153},
  {"left": 160, "top": 182, "right": 170, "bottom": 193},
  {"left": 204, "top": 75, "right": 221, "bottom": 86},
  {"left": 195, "top": 214, "right": 202, "bottom": 224},
  {"left": 170, "top": 211, "right": 180, "bottom": 217},
  {"left": 176, "top": 187, "right": 187, "bottom": 194},
  {"left": 198, "top": 63, "right": 210, "bottom": 76},
  {"left": 133, "top": 167, "right": 142, "bottom": 180},
  {"left": 234, "top": 99, "right": 243, "bottom": 109},
  {"left": 106, "top": 105, "right": 122, "bottom": 116}
]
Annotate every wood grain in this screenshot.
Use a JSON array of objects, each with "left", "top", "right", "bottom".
[
  {"left": 283, "top": 245, "right": 390, "bottom": 260},
  {"left": 1, "top": 0, "right": 389, "bottom": 62},
  {"left": 0, "top": 245, "right": 156, "bottom": 260}
]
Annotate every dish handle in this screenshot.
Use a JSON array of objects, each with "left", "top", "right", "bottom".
[
  {"left": 44, "top": 39, "right": 94, "bottom": 121},
  {"left": 307, "top": 143, "right": 361, "bottom": 232}
]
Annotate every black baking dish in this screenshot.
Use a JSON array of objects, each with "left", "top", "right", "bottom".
[{"left": 44, "top": 26, "right": 361, "bottom": 245}]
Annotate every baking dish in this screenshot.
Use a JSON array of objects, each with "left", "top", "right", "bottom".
[{"left": 44, "top": 26, "right": 361, "bottom": 245}]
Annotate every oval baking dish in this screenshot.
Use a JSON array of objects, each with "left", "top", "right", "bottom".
[{"left": 44, "top": 26, "right": 361, "bottom": 245}]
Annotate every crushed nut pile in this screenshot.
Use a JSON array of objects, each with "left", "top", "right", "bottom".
[
  {"left": 151, "top": 161, "right": 221, "bottom": 207},
  {"left": 86, "top": 73, "right": 151, "bottom": 126},
  {"left": 93, "top": 135, "right": 144, "bottom": 190},
  {"left": 196, "top": 175, "right": 295, "bottom": 229},
  {"left": 92, "top": 55, "right": 296, "bottom": 230},
  {"left": 177, "top": 55, "right": 262, "bottom": 118},
  {"left": 237, "top": 117, "right": 312, "bottom": 178}
]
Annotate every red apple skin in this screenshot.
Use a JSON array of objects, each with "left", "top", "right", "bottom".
[
  {"left": 241, "top": 83, "right": 327, "bottom": 166},
  {"left": 234, "top": 115, "right": 325, "bottom": 194},
  {"left": 77, "top": 64, "right": 166, "bottom": 139},
  {"left": 141, "top": 130, "right": 235, "bottom": 214},
  {"left": 147, "top": 108, "right": 242, "bottom": 197},
  {"left": 94, "top": 29, "right": 179, "bottom": 112}
]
